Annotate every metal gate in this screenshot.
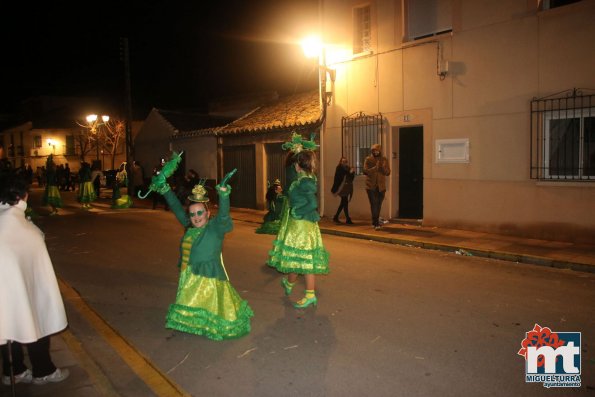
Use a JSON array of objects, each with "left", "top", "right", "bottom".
[
  {"left": 265, "top": 142, "right": 287, "bottom": 189},
  {"left": 222, "top": 144, "right": 256, "bottom": 208}
]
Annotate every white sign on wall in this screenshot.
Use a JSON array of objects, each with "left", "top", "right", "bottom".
[{"left": 435, "top": 138, "right": 469, "bottom": 163}]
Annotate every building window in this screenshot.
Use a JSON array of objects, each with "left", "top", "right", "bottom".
[
  {"left": 342, "top": 112, "right": 383, "bottom": 175},
  {"left": 34, "top": 135, "right": 42, "bottom": 148},
  {"left": 65, "top": 135, "right": 76, "bottom": 156},
  {"left": 531, "top": 89, "right": 595, "bottom": 181},
  {"left": 353, "top": 4, "right": 371, "bottom": 54},
  {"left": 406, "top": 0, "right": 452, "bottom": 41}
]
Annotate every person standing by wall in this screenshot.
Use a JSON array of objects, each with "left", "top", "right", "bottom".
[
  {"left": 0, "top": 170, "right": 69, "bottom": 386},
  {"left": 331, "top": 157, "right": 355, "bottom": 224},
  {"left": 363, "top": 143, "right": 391, "bottom": 230}
]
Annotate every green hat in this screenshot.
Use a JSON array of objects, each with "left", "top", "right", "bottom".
[
  {"left": 188, "top": 184, "right": 209, "bottom": 203},
  {"left": 281, "top": 132, "right": 319, "bottom": 153}
]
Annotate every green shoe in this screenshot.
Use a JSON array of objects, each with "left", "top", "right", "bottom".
[
  {"left": 293, "top": 295, "right": 317, "bottom": 308},
  {"left": 280, "top": 277, "right": 294, "bottom": 296}
]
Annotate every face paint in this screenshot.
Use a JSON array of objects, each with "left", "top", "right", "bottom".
[{"left": 189, "top": 210, "right": 205, "bottom": 217}]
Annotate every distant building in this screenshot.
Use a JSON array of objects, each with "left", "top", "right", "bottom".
[{"left": 0, "top": 96, "right": 139, "bottom": 173}]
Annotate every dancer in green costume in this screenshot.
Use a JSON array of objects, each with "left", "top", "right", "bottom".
[
  {"left": 111, "top": 162, "right": 132, "bottom": 209},
  {"left": 78, "top": 161, "right": 96, "bottom": 209},
  {"left": 42, "top": 155, "right": 62, "bottom": 215},
  {"left": 151, "top": 155, "right": 253, "bottom": 340},
  {"left": 255, "top": 179, "right": 286, "bottom": 235},
  {"left": 267, "top": 134, "right": 329, "bottom": 309}
]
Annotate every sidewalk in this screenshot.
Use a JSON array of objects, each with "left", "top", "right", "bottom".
[{"left": 230, "top": 207, "right": 595, "bottom": 273}]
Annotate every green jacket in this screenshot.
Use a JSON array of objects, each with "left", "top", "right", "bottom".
[
  {"left": 289, "top": 173, "right": 320, "bottom": 222},
  {"left": 164, "top": 186, "right": 232, "bottom": 280}
]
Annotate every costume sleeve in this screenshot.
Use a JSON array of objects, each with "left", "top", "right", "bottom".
[
  {"left": 290, "top": 178, "right": 320, "bottom": 222},
  {"left": 212, "top": 185, "right": 233, "bottom": 234},
  {"left": 163, "top": 190, "right": 190, "bottom": 228}
]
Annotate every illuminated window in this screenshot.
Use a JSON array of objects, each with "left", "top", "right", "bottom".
[{"left": 353, "top": 5, "right": 371, "bottom": 54}]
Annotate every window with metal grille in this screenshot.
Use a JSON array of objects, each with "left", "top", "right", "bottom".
[
  {"left": 342, "top": 112, "right": 383, "bottom": 175},
  {"left": 530, "top": 88, "right": 595, "bottom": 181},
  {"left": 34, "top": 135, "right": 42, "bottom": 148},
  {"left": 353, "top": 5, "right": 371, "bottom": 54}
]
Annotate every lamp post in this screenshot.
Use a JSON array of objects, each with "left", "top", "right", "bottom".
[
  {"left": 301, "top": 35, "right": 336, "bottom": 217},
  {"left": 86, "top": 114, "right": 109, "bottom": 166}
]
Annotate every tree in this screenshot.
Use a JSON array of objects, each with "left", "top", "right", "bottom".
[
  {"left": 73, "top": 129, "right": 96, "bottom": 163},
  {"left": 102, "top": 119, "right": 126, "bottom": 169},
  {"left": 76, "top": 116, "right": 126, "bottom": 169}
]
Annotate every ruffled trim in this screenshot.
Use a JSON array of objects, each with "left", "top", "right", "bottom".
[
  {"left": 166, "top": 300, "right": 254, "bottom": 341},
  {"left": 267, "top": 240, "right": 330, "bottom": 275},
  {"left": 111, "top": 195, "right": 133, "bottom": 209},
  {"left": 78, "top": 182, "right": 97, "bottom": 203},
  {"left": 255, "top": 221, "right": 280, "bottom": 235},
  {"left": 43, "top": 186, "right": 62, "bottom": 207}
]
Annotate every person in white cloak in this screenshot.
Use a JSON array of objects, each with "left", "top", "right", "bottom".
[{"left": 0, "top": 171, "right": 70, "bottom": 386}]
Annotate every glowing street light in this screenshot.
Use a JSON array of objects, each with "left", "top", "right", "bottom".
[
  {"left": 86, "top": 114, "right": 110, "bottom": 161},
  {"left": 300, "top": 35, "right": 336, "bottom": 217}
]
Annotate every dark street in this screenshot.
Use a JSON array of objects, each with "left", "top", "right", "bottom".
[{"left": 2, "top": 188, "right": 592, "bottom": 396}]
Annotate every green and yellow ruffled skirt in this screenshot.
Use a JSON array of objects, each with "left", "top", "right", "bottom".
[
  {"left": 267, "top": 216, "right": 330, "bottom": 275},
  {"left": 166, "top": 267, "right": 253, "bottom": 341},
  {"left": 78, "top": 181, "right": 97, "bottom": 203},
  {"left": 112, "top": 194, "right": 132, "bottom": 209},
  {"left": 43, "top": 185, "right": 62, "bottom": 208}
]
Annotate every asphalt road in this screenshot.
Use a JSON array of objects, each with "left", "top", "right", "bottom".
[{"left": 33, "top": 195, "right": 595, "bottom": 396}]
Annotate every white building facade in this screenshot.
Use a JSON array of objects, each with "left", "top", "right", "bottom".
[{"left": 319, "top": 0, "right": 595, "bottom": 243}]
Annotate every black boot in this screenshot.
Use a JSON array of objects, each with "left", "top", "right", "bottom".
[
  {"left": 333, "top": 215, "right": 342, "bottom": 224},
  {"left": 345, "top": 217, "right": 354, "bottom": 225}
]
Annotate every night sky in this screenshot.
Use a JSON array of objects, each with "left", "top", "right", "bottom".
[{"left": 0, "top": 1, "right": 319, "bottom": 118}]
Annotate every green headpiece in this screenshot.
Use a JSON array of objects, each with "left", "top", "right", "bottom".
[
  {"left": 188, "top": 182, "right": 209, "bottom": 203},
  {"left": 281, "top": 132, "right": 318, "bottom": 153}
]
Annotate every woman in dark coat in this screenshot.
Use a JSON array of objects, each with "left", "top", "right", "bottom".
[{"left": 331, "top": 157, "right": 355, "bottom": 224}]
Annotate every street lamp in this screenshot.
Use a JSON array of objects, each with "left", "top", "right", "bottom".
[
  {"left": 301, "top": 35, "right": 336, "bottom": 217},
  {"left": 86, "top": 114, "right": 109, "bottom": 164}
]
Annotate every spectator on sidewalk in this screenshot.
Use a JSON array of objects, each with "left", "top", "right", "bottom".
[
  {"left": 331, "top": 157, "right": 355, "bottom": 224},
  {"left": 363, "top": 143, "right": 391, "bottom": 230},
  {"left": 0, "top": 170, "right": 69, "bottom": 386}
]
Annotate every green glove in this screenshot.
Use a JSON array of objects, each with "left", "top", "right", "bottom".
[{"left": 218, "top": 168, "right": 237, "bottom": 188}]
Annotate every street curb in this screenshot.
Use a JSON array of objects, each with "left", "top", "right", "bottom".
[
  {"left": 230, "top": 217, "right": 594, "bottom": 274},
  {"left": 319, "top": 227, "right": 595, "bottom": 274}
]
